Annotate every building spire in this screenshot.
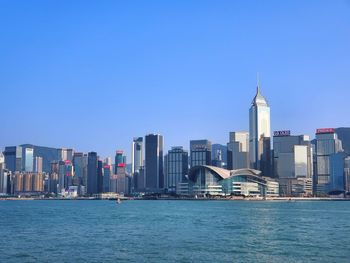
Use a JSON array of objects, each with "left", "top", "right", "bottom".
[{"left": 257, "top": 72, "right": 261, "bottom": 94}]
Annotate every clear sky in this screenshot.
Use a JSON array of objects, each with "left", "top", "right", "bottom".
[{"left": 1, "top": 0, "right": 350, "bottom": 160}]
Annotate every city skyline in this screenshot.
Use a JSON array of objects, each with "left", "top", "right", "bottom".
[{"left": 1, "top": 1, "right": 350, "bottom": 158}]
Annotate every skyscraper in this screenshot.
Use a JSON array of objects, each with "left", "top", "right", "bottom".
[
  {"left": 249, "top": 84, "right": 271, "bottom": 176},
  {"left": 190, "top": 140, "right": 212, "bottom": 168},
  {"left": 114, "top": 150, "right": 124, "bottom": 174},
  {"left": 22, "top": 147, "right": 34, "bottom": 172},
  {"left": 273, "top": 131, "right": 313, "bottom": 196},
  {"left": 97, "top": 160, "right": 103, "bottom": 194},
  {"left": 227, "top": 132, "right": 249, "bottom": 170},
  {"left": 315, "top": 128, "right": 343, "bottom": 195},
  {"left": 3, "top": 146, "right": 22, "bottom": 172},
  {"left": 166, "top": 146, "right": 189, "bottom": 193},
  {"left": 131, "top": 137, "right": 143, "bottom": 175},
  {"left": 87, "top": 152, "right": 98, "bottom": 195},
  {"left": 145, "top": 134, "right": 164, "bottom": 192}
]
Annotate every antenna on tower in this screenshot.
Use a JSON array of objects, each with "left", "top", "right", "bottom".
[{"left": 256, "top": 72, "right": 261, "bottom": 93}]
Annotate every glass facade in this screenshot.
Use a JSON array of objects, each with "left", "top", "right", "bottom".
[
  {"left": 249, "top": 87, "right": 271, "bottom": 174},
  {"left": 316, "top": 132, "right": 343, "bottom": 194},
  {"left": 166, "top": 147, "right": 188, "bottom": 193},
  {"left": 190, "top": 140, "right": 211, "bottom": 168},
  {"left": 145, "top": 134, "right": 164, "bottom": 192}
]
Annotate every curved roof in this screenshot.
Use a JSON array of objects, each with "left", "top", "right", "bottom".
[{"left": 188, "top": 165, "right": 262, "bottom": 182}]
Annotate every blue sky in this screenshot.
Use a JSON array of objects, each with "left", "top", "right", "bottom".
[{"left": 1, "top": 0, "right": 350, "bottom": 159}]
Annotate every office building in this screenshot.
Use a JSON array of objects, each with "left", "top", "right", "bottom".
[
  {"left": 211, "top": 144, "right": 227, "bottom": 167},
  {"left": 21, "top": 144, "right": 59, "bottom": 173},
  {"left": 227, "top": 132, "right": 249, "bottom": 170},
  {"left": 315, "top": 128, "right": 343, "bottom": 195},
  {"left": 344, "top": 157, "right": 350, "bottom": 193},
  {"left": 87, "top": 152, "right": 98, "bottom": 195},
  {"left": 58, "top": 148, "right": 73, "bottom": 161},
  {"left": 335, "top": 127, "right": 350, "bottom": 155},
  {"left": 273, "top": 131, "right": 313, "bottom": 196},
  {"left": 103, "top": 164, "right": 112, "bottom": 193},
  {"left": 145, "top": 134, "right": 164, "bottom": 192},
  {"left": 190, "top": 140, "right": 212, "bottom": 167},
  {"left": 131, "top": 137, "right": 143, "bottom": 174},
  {"left": 114, "top": 150, "right": 124, "bottom": 174},
  {"left": 3, "top": 146, "right": 22, "bottom": 172},
  {"left": 97, "top": 160, "right": 103, "bottom": 194},
  {"left": 166, "top": 147, "right": 188, "bottom": 193},
  {"left": 249, "top": 84, "right": 271, "bottom": 176},
  {"left": 329, "top": 152, "right": 347, "bottom": 194}
]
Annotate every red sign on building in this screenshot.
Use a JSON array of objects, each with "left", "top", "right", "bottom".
[{"left": 316, "top": 128, "right": 335, "bottom": 134}]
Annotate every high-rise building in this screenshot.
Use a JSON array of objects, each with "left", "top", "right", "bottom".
[
  {"left": 249, "top": 84, "right": 271, "bottom": 176},
  {"left": 58, "top": 148, "right": 73, "bottom": 161},
  {"left": 166, "top": 146, "right": 189, "bottom": 193},
  {"left": 114, "top": 150, "right": 124, "bottom": 174},
  {"left": 227, "top": 132, "right": 249, "bottom": 170},
  {"left": 22, "top": 147, "right": 34, "bottom": 172},
  {"left": 335, "top": 127, "right": 350, "bottom": 155},
  {"left": 73, "top": 152, "right": 87, "bottom": 190},
  {"left": 315, "top": 128, "right": 343, "bottom": 195},
  {"left": 211, "top": 144, "right": 227, "bottom": 167},
  {"left": 329, "top": 152, "right": 347, "bottom": 194},
  {"left": 103, "top": 164, "right": 112, "bottom": 193},
  {"left": 116, "top": 164, "right": 129, "bottom": 195},
  {"left": 131, "top": 137, "right": 143, "bottom": 175},
  {"left": 190, "top": 140, "right": 212, "bottom": 168},
  {"left": 87, "top": 152, "right": 98, "bottom": 195},
  {"left": 273, "top": 131, "right": 313, "bottom": 196},
  {"left": 344, "top": 157, "right": 350, "bottom": 193},
  {"left": 21, "top": 144, "right": 59, "bottom": 173},
  {"left": 34, "top": 156, "right": 43, "bottom": 173},
  {"left": 145, "top": 134, "right": 164, "bottom": 192},
  {"left": 97, "top": 160, "right": 103, "bottom": 194},
  {"left": 3, "top": 146, "right": 22, "bottom": 172}
]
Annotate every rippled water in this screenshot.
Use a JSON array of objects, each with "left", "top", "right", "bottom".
[{"left": 0, "top": 200, "right": 349, "bottom": 262}]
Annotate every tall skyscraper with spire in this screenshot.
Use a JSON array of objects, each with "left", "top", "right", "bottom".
[{"left": 249, "top": 80, "right": 271, "bottom": 176}]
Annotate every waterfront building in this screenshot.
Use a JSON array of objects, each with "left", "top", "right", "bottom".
[
  {"left": 97, "top": 160, "right": 103, "bottom": 194},
  {"left": 190, "top": 140, "right": 212, "bottom": 168},
  {"left": 145, "top": 134, "right": 164, "bottom": 192},
  {"left": 329, "top": 152, "right": 347, "bottom": 194},
  {"left": 114, "top": 150, "right": 124, "bottom": 174},
  {"left": 187, "top": 165, "right": 279, "bottom": 197},
  {"left": 73, "top": 152, "right": 87, "bottom": 191},
  {"left": 249, "top": 84, "right": 271, "bottom": 176},
  {"left": 87, "top": 152, "right": 98, "bottom": 195},
  {"left": 211, "top": 144, "right": 227, "bottom": 167},
  {"left": 103, "top": 164, "right": 112, "bottom": 193},
  {"left": 273, "top": 131, "right": 313, "bottom": 196},
  {"left": 315, "top": 128, "right": 343, "bottom": 195},
  {"left": 21, "top": 147, "right": 34, "bottom": 172},
  {"left": 3, "top": 146, "right": 22, "bottom": 172},
  {"left": 20, "top": 144, "right": 59, "bottom": 173},
  {"left": 116, "top": 164, "right": 130, "bottom": 195},
  {"left": 166, "top": 147, "right": 188, "bottom": 193},
  {"left": 34, "top": 156, "right": 43, "bottom": 173},
  {"left": 227, "top": 132, "right": 249, "bottom": 170},
  {"left": 133, "top": 166, "right": 145, "bottom": 192},
  {"left": 344, "top": 157, "right": 350, "bottom": 193},
  {"left": 335, "top": 127, "right": 350, "bottom": 155},
  {"left": 0, "top": 169, "right": 10, "bottom": 194},
  {"left": 49, "top": 161, "right": 59, "bottom": 194},
  {"left": 0, "top": 152, "right": 4, "bottom": 169},
  {"left": 131, "top": 137, "right": 143, "bottom": 175},
  {"left": 58, "top": 148, "right": 73, "bottom": 161}
]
